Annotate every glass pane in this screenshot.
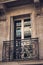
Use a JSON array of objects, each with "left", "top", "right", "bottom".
[
  {"left": 24, "top": 18, "right": 31, "bottom": 27},
  {"left": 16, "top": 20, "right": 21, "bottom": 27},
  {"left": 16, "top": 20, "right": 21, "bottom": 39},
  {"left": 24, "top": 18, "right": 31, "bottom": 39}
]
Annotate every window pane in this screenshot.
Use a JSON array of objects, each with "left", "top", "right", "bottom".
[
  {"left": 16, "top": 20, "right": 21, "bottom": 27},
  {"left": 24, "top": 18, "right": 31, "bottom": 39},
  {"left": 24, "top": 18, "right": 31, "bottom": 27},
  {"left": 16, "top": 20, "right": 21, "bottom": 39}
]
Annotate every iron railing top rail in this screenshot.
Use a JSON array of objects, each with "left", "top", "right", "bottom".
[{"left": 3, "top": 37, "right": 38, "bottom": 42}]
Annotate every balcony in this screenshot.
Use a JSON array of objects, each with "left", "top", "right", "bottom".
[{"left": 2, "top": 38, "right": 39, "bottom": 61}]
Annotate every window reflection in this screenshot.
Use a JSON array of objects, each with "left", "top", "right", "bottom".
[
  {"left": 24, "top": 18, "right": 31, "bottom": 39},
  {"left": 16, "top": 20, "right": 21, "bottom": 39}
]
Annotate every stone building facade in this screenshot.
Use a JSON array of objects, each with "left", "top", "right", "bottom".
[{"left": 0, "top": 0, "right": 43, "bottom": 65}]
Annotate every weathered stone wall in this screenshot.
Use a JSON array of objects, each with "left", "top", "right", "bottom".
[
  {"left": 36, "top": 16, "right": 43, "bottom": 59},
  {"left": 0, "top": 21, "right": 6, "bottom": 61},
  {"left": 0, "top": 15, "right": 10, "bottom": 61}
]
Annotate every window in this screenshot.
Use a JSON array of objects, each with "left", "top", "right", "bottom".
[{"left": 14, "top": 17, "right": 31, "bottom": 39}]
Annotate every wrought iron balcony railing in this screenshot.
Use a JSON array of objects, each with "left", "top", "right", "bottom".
[{"left": 2, "top": 38, "right": 39, "bottom": 61}]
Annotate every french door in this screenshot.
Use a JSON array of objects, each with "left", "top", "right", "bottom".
[{"left": 14, "top": 17, "right": 32, "bottom": 59}]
